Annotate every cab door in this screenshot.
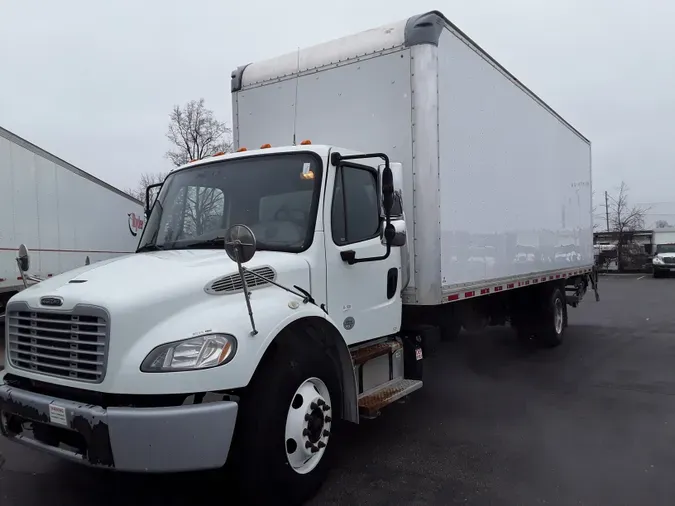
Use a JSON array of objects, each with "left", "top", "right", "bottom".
[{"left": 324, "top": 156, "right": 402, "bottom": 345}]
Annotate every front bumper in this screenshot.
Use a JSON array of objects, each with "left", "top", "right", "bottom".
[
  {"left": 653, "top": 262, "right": 675, "bottom": 272},
  {"left": 0, "top": 383, "right": 238, "bottom": 472}
]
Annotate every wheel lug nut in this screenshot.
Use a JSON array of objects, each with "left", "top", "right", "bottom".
[
  {"left": 325, "top": 416, "right": 332, "bottom": 423},
  {"left": 317, "top": 399, "right": 325, "bottom": 406},
  {"left": 310, "top": 402, "right": 318, "bottom": 410},
  {"left": 323, "top": 430, "right": 330, "bottom": 437},
  {"left": 322, "top": 405, "right": 330, "bottom": 411},
  {"left": 303, "top": 429, "right": 310, "bottom": 437},
  {"left": 305, "top": 441, "right": 313, "bottom": 449},
  {"left": 318, "top": 441, "right": 326, "bottom": 449},
  {"left": 304, "top": 414, "right": 311, "bottom": 421},
  {"left": 311, "top": 445, "right": 319, "bottom": 453}
]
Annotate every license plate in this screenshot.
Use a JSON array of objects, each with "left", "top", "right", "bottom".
[
  {"left": 48, "top": 404, "right": 68, "bottom": 427},
  {"left": 415, "top": 347, "right": 423, "bottom": 361}
]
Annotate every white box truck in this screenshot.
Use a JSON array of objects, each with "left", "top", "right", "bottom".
[
  {"left": 0, "top": 126, "right": 145, "bottom": 319},
  {"left": 651, "top": 228, "right": 675, "bottom": 277},
  {"left": 0, "top": 11, "right": 596, "bottom": 505}
]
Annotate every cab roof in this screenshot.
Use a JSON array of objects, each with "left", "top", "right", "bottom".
[{"left": 171, "top": 144, "right": 337, "bottom": 173}]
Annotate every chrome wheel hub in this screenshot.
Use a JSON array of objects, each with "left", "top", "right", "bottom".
[{"left": 284, "top": 377, "right": 332, "bottom": 474}]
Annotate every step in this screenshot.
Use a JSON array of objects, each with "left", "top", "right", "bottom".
[
  {"left": 351, "top": 340, "right": 401, "bottom": 366},
  {"left": 358, "top": 378, "right": 423, "bottom": 418}
]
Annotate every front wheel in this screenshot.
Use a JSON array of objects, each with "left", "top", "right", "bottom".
[{"left": 230, "top": 327, "right": 341, "bottom": 505}]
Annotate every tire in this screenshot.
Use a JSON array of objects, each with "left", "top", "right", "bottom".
[
  {"left": 535, "top": 286, "right": 566, "bottom": 348},
  {"left": 230, "top": 325, "right": 341, "bottom": 505},
  {"left": 654, "top": 270, "right": 664, "bottom": 279}
]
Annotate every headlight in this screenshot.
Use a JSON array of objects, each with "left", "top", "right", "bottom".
[
  {"left": 141, "top": 333, "right": 237, "bottom": 372},
  {"left": 653, "top": 257, "right": 664, "bottom": 264}
]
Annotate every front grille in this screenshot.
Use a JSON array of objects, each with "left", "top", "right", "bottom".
[
  {"left": 663, "top": 257, "right": 675, "bottom": 264},
  {"left": 7, "top": 307, "right": 109, "bottom": 383}
]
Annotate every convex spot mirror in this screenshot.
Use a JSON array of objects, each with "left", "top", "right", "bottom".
[
  {"left": 224, "top": 224, "right": 257, "bottom": 264},
  {"left": 17, "top": 244, "right": 30, "bottom": 273}
]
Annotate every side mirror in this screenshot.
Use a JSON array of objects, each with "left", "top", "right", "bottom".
[
  {"left": 379, "top": 162, "right": 404, "bottom": 218},
  {"left": 145, "top": 182, "right": 163, "bottom": 217},
  {"left": 381, "top": 166, "right": 394, "bottom": 217},
  {"left": 17, "top": 244, "right": 30, "bottom": 273},
  {"left": 389, "top": 221, "right": 407, "bottom": 247}
]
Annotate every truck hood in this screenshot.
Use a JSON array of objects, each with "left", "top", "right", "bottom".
[
  {"left": 5, "top": 249, "right": 314, "bottom": 393},
  {"left": 11, "top": 249, "right": 311, "bottom": 312}
]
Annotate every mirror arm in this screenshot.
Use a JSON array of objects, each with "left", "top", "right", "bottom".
[{"left": 15, "top": 258, "right": 29, "bottom": 289}]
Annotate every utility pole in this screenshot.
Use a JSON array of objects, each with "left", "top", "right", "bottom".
[{"left": 605, "top": 191, "right": 610, "bottom": 232}]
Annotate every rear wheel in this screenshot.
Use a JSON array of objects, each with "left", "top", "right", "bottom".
[
  {"left": 535, "top": 286, "right": 566, "bottom": 348},
  {"left": 231, "top": 327, "right": 341, "bottom": 505},
  {"left": 510, "top": 284, "right": 566, "bottom": 347}
]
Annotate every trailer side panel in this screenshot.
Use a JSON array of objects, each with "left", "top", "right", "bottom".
[
  {"left": 436, "top": 28, "right": 593, "bottom": 294},
  {"left": 0, "top": 129, "right": 143, "bottom": 294}
]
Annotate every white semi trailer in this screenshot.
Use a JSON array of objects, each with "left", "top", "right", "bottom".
[
  {"left": 0, "top": 126, "right": 145, "bottom": 319},
  {"left": 0, "top": 11, "right": 596, "bottom": 505}
]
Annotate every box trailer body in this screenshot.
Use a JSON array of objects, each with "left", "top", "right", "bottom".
[
  {"left": 232, "top": 11, "right": 594, "bottom": 305},
  {"left": 0, "top": 127, "right": 145, "bottom": 308},
  {"left": 652, "top": 229, "right": 675, "bottom": 248}
]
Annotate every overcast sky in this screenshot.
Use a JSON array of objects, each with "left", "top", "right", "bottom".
[{"left": 2, "top": 0, "right": 674, "bottom": 224}]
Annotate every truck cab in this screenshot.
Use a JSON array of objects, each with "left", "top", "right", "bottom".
[
  {"left": 652, "top": 243, "right": 675, "bottom": 277},
  {"left": 0, "top": 144, "right": 414, "bottom": 504}
]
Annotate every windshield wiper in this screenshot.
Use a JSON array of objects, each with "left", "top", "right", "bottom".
[
  {"left": 173, "top": 237, "right": 226, "bottom": 250},
  {"left": 136, "top": 244, "right": 165, "bottom": 253}
]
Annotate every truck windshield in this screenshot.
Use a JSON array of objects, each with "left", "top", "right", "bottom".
[
  {"left": 137, "top": 152, "right": 322, "bottom": 252},
  {"left": 656, "top": 244, "right": 675, "bottom": 254}
]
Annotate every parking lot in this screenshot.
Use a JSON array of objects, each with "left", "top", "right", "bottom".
[{"left": 1, "top": 274, "right": 675, "bottom": 505}]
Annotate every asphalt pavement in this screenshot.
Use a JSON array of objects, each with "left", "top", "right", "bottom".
[{"left": 1, "top": 274, "right": 675, "bottom": 505}]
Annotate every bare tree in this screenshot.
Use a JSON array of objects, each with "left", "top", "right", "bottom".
[
  {"left": 655, "top": 219, "right": 671, "bottom": 229},
  {"left": 126, "top": 171, "right": 169, "bottom": 208},
  {"left": 608, "top": 182, "right": 648, "bottom": 271},
  {"left": 160, "top": 99, "right": 233, "bottom": 238},
  {"left": 166, "top": 98, "right": 232, "bottom": 167}
]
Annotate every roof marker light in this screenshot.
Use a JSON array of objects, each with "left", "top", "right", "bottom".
[
  {"left": 300, "top": 139, "right": 312, "bottom": 145},
  {"left": 260, "top": 143, "right": 272, "bottom": 149},
  {"left": 237, "top": 147, "right": 248, "bottom": 152}
]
